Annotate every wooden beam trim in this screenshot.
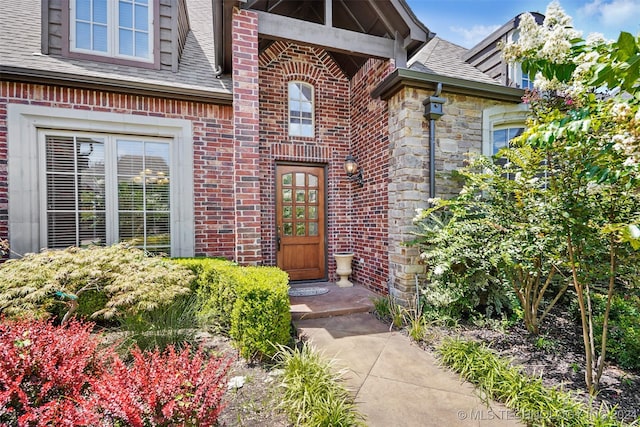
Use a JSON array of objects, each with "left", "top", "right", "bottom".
[{"left": 256, "top": 11, "right": 395, "bottom": 59}]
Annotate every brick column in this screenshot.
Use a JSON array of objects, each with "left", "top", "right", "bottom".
[
  {"left": 232, "top": 8, "right": 261, "bottom": 264},
  {"left": 387, "top": 88, "right": 429, "bottom": 304}
]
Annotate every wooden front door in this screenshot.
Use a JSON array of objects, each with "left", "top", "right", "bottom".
[{"left": 276, "top": 165, "right": 325, "bottom": 281}]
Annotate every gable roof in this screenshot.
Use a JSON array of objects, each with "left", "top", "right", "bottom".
[
  {"left": 0, "top": 0, "right": 232, "bottom": 103},
  {"left": 373, "top": 36, "right": 524, "bottom": 102},
  {"left": 246, "top": 0, "right": 431, "bottom": 78},
  {"left": 408, "top": 37, "right": 501, "bottom": 86}
]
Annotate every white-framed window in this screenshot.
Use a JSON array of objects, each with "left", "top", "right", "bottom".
[
  {"left": 7, "top": 105, "right": 194, "bottom": 257},
  {"left": 40, "top": 131, "right": 171, "bottom": 254},
  {"left": 521, "top": 71, "right": 534, "bottom": 90},
  {"left": 490, "top": 127, "right": 524, "bottom": 156},
  {"left": 482, "top": 104, "right": 529, "bottom": 157},
  {"left": 288, "top": 81, "right": 314, "bottom": 137},
  {"left": 70, "top": 0, "right": 153, "bottom": 62}
]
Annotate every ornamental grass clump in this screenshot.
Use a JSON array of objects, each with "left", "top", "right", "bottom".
[
  {"left": 438, "top": 338, "right": 622, "bottom": 426},
  {"left": 274, "top": 343, "right": 365, "bottom": 427}
]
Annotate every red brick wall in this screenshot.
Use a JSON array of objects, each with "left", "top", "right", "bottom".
[
  {"left": 258, "top": 43, "right": 393, "bottom": 293},
  {"left": 0, "top": 81, "right": 236, "bottom": 259},
  {"left": 258, "top": 41, "right": 352, "bottom": 278},
  {"left": 232, "top": 8, "right": 262, "bottom": 264},
  {"left": 349, "top": 59, "right": 394, "bottom": 293}
]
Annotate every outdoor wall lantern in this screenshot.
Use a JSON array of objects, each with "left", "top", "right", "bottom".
[{"left": 344, "top": 155, "right": 364, "bottom": 187}]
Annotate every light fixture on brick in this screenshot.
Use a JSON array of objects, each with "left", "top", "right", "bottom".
[{"left": 344, "top": 154, "right": 364, "bottom": 187}]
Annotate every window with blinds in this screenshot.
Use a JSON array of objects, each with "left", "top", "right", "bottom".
[{"left": 42, "top": 133, "right": 171, "bottom": 255}]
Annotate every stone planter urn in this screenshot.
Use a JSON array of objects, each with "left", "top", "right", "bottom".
[{"left": 334, "top": 252, "right": 354, "bottom": 287}]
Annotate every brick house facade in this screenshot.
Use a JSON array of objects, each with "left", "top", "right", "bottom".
[{"left": 1, "top": 0, "right": 527, "bottom": 300}]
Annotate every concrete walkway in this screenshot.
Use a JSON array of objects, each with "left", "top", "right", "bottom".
[{"left": 294, "top": 312, "right": 524, "bottom": 427}]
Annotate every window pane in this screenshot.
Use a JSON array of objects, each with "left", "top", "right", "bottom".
[
  {"left": 308, "top": 206, "right": 317, "bottom": 219},
  {"left": 296, "top": 223, "right": 305, "bottom": 236},
  {"left": 134, "top": 4, "right": 149, "bottom": 31},
  {"left": 296, "top": 190, "right": 305, "bottom": 202},
  {"left": 76, "top": 0, "right": 91, "bottom": 20},
  {"left": 93, "top": 24, "right": 108, "bottom": 51},
  {"left": 118, "top": 176, "right": 143, "bottom": 210},
  {"left": 282, "top": 173, "right": 292, "bottom": 186},
  {"left": 308, "top": 174, "right": 318, "bottom": 187},
  {"left": 145, "top": 213, "right": 170, "bottom": 245},
  {"left": 282, "top": 189, "right": 292, "bottom": 202},
  {"left": 283, "top": 222, "right": 293, "bottom": 236},
  {"left": 301, "top": 124, "right": 313, "bottom": 136},
  {"left": 492, "top": 129, "right": 507, "bottom": 155},
  {"left": 119, "top": 212, "right": 144, "bottom": 242},
  {"left": 308, "top": 189, "right": 317, "bottom": 203},
  {"left": 301, "top": 85, "right": 312, "bottom": 101},
  {"left": 119, "top": 29, "right": 133, "bottom": 56},
  {"left": 117, "top": 140, "right": 144, "bottom": 175},
  {"left": 79, "top": 212, "right": 106, "bottom": 246},
  {"left": 145, "top": 181, "right": 170, "bottom": 211},
  {"left": 295, "top": 173, "right": 305, "bottom": 186},
  {"left": 119, "top": 1, "right": 133, "bottom": 28},
  {"left": 296, "top": 206, "right": 305, "bottom": 219},
  {"left": 78, "top": 177, "right": 105, "bottom": 211},
  {"left": 76, "top": 23, "right": 91, "bottom": 50},
  {"left": 48, "top": 213, "right": 78, "bottom": 248},
  {"left": 93, "top": 0, "right": 107, "bottom": 24},
  {"left": 134, "top": 32, "right": 149, "bottom": 58},
  {"left": 47, "top": 136, "right": 76, "bottom": 172},
  {"left": 283, "top": 206, "right": 292, "bottom": 219},
  {"left": 289, "top": 83, "right": 300, "bottom": 100},
  {"left": 47, "top": 175, "right": 77, "bottom": 210},
  {"left": 309, "top": 222, "right": 318, "bottom": 236},
  {"left": 45, "top": 134, "right": 107, "bottom": 250}
]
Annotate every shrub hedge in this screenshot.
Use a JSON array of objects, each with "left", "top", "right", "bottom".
[{"left": 173, "top": 258, "right": 291, "bottom": 360}]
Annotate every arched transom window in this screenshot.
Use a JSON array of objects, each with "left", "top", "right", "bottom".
[{"left": 288, "top": 81, "right": 314, "bottom": 137}]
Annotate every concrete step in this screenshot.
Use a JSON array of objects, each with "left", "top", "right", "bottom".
[{"left": 289, "top": 282, "right": 378, "bottom": 320}]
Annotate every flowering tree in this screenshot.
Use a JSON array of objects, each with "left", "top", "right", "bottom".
[{"left": 502, "top": 1, "right": 640, "bottom": 393}]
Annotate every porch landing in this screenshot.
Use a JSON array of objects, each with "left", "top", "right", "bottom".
[{"left": 289, "top": 282, "right": 377, "bottom": 320}]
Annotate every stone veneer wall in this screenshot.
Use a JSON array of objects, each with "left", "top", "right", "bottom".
[{"left": 387, "top": 87, "right": 513, "bottom": 303}]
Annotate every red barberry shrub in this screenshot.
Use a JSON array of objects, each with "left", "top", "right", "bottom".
[
  {"left": 90, "top": 345, "right": 231, "bottom": 427},
  {"left": 0, "top": 318, "right": 101, "bottom": 426}
]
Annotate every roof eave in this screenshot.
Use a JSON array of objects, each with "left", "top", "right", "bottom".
[
  {"left": 0, "top": 66, "right": 233, "bottom": 105},
  {"left": 371, "top": 68, "right": 525, "bottom": 103}
]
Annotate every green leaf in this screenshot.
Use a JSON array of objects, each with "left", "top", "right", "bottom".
[{"left": 615, "top": 32, "right": 638, "bottom": 59}]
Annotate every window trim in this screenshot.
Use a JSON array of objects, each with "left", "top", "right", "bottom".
[
  {"left": 7, "top": 104, "right": 194, "bottom": 257},
  {"left": 288, "top": 81, "right": 315, "bottom": 138},
  {"left": 482, "top": 104, "right": 529, "bottom": 157},
  {"left": 38, "top": 130, "right": 173, "bottom": 252},
  {"left": 62, "top": 0, "right": 161, "bottom": 69}
]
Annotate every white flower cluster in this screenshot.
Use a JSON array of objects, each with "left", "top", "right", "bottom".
[
  {"left": 610, "top": 104, "right": 640, "bottom": 169},
  {"left": 612, "top": 102, "right": 633, "bottom": 122},
  {"left": 502, "top": 1, "right": 581, "bottom": 65}
]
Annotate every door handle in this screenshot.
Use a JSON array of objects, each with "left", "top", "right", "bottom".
[{"left": 277, "top": 227, "right": 281, "bottom": 251}]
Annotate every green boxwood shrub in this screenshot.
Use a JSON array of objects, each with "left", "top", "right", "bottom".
[
  {"left": 172, "top": 258, "right": 238, "bottom": 331},
  {"left": 230, "top": 266, "right": 291, "bottom": 359},
  {"left": 172, "top": 259, "right": 291, "bottom": 360}
]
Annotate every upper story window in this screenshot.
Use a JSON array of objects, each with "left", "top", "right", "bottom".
[
  {"left": 521, "top": 71, "right": 534, "bottom": 90},
  {"left": 288, "top": 82, "right": 314, "bottom": 137},
  {"left": 70, "top": 0, "right": 153, "bottom": 62}
]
